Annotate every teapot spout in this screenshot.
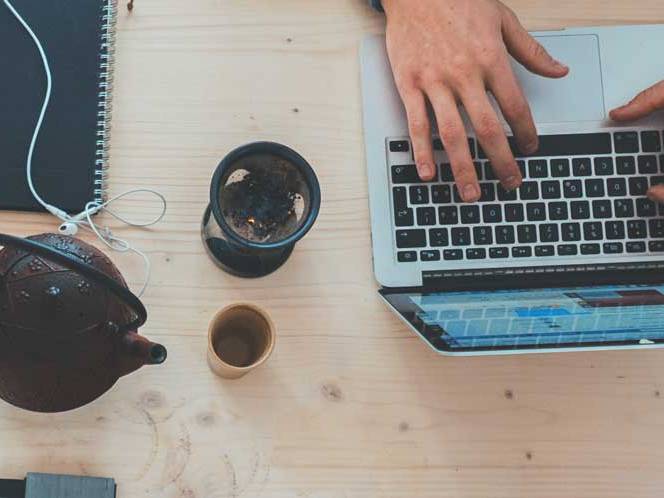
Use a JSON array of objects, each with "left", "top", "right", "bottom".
[{"left": 121, "top": 332, "right": 167, "bottom": 366}]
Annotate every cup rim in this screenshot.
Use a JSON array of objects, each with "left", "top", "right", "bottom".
[
  {"left": 209, "top": 141, "right": 321, "bottom": 251},
  {"left": 207, "top": 302, "right": 276, "bottom": 372}
]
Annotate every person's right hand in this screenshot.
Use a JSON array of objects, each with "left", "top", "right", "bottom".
[{"left": 382, "top": 0, "right": 569, "bottom": 202}]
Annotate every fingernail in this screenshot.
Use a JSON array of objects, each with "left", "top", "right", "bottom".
[
  {"left": 554, "top": 60, "right": 568, "bottom": 70},
  {"left": 418, "top": 163, "right": 434, "bottom": 179},
  {"left": 522, "top": 140, "right": 538, "bottom": 154},
  {"left": 505, "top": 175, "right": 521, "bottom": 190},
  {"left": 462, "top": 184, "right": 480, "bottom": 202}
]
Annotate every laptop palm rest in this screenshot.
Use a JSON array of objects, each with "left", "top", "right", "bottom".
[{"left": 511, "top": 34, "right": 605, "bottom": 124}]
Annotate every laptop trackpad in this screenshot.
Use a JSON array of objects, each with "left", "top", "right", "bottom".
[{"left": 512, "top": 34, "right": 605, "bottom": 123}]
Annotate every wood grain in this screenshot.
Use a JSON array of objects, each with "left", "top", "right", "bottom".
[{"left": 2, "top": 0, "right": 664, "bottom": 497}]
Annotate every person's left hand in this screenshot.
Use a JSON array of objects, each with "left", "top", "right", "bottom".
[{"left": 610, "top": 80, "right": 664, "bottom": 203}]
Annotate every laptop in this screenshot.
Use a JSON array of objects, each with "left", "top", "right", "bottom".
[{"left": 360, "top": 24, "right": 664, "bottom": 355}]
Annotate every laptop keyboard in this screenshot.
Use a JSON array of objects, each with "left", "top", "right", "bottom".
[{"left": 388, "top": 130, "right": 664, "bottom": 263}]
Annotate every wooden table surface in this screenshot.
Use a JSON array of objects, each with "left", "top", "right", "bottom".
[{"left": 2, "top": 1, "right": 664, "bottom": 497}]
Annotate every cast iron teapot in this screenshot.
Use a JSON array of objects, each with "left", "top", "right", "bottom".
[{"left": 0, "top": 233, "right": 166, "bottom": 413}]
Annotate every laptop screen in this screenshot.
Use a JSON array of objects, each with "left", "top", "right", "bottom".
[{"left": 381, "top": 284, "right": 664, "bottom": 353}]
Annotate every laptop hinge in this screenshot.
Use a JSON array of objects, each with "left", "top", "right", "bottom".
[{"left": 421, "top": 261, "right": 664, "bottom": 292}]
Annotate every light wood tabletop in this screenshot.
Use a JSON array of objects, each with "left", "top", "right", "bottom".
[{"left": 2, "top": 1, "right": 664, "bottom": 497}]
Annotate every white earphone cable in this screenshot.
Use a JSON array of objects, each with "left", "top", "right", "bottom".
[{"left": 3, "top": 0, "right": 166, "bottom": 297}]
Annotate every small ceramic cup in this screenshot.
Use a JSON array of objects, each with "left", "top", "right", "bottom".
[{"left": 207, "top": 303, "right": 276, "bottom": 379}]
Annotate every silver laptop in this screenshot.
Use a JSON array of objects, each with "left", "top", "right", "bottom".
[{"left": 361, "top": 24, "right": 664, "bottom": 355}]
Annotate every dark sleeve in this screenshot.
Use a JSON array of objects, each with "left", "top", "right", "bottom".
[{"left": 369, "top": 0, "right": 384, "bottom": 12}]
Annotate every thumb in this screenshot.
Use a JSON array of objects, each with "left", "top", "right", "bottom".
[
  {"left": 501, "top": 7, "right": 569, "bottom": 79},
  {"left": 610, "top": 81, "right": 664, "bottom": 122}
]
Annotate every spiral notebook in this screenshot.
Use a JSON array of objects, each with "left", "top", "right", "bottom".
[{"left": 0, "top": 0, "right": 116, "bottom": 212}]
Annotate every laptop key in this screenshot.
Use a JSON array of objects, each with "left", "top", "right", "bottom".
[
  {"left": 585, "top": 178, "right": 605, "bottom": 197},
  {"left": 512, "top": 246, "right": 533, "bottom": 258},
  {"left": 482, "top": 204, "right": 502, "bottom": 223},
  {"left": 460, "top": 205, "right": 481, "bottom": 224},
  {"left": 518, "top": 224, "right": 537, "bottom": 243},
  {"left": 592, "top": 200, "right": 612, "bottom": 218},
  {"left": 636, "top": 198, "right": 657, "bottom": 217},
  {"left": 474, "top": 162, "right": 483, "bottom": 180},
  {"left": 480, "top": 183, "right": 496, "bottom": 201},
  {"left": 438, "top": 206, "right": 459, "bottom": 225},
  {"left": 614, "top": 132, "right": 639, "bottom": 153},
  {"left": 390, "top": 140, "right": 410, "bottom": 153},
  {"left": 551, "top": 159, "right": 570, "bottom": 177},
  {"left": 570, "top": 201, "right": 591, "bottom": 220},
  {"left": 429, "top": 228, "right": 449, "bottom": 247},
  {"left": 420, "top": 250, "right": 441, "bottom": 262},
  {"left": 397, "top": 251, "right": 417, "bottom": 262},
  {"left": 548, "top": 202, "right": 568, "bottom": 221},
  {"left": 638, "top": 155, "right": 659, "bottom": 174},
  {"left": 526, "top": 202, "right": 546, "bottom": 221},
  {"left": 484, "top": 162, "right": 496, "bottom": 180},
  {"left": 572, "top": 158, "right": 592, "bottom": 176},
  {"left": 594, "top": 157, "right": 614, "bottom": 175},
  {"left": 613, "top": 199, "right": 635, "bottom": 218},
  {"left": 443, "top": 249, "right": 464, "bottom": 260},
  {"left": 583, "top": 222, "right": 603, "bottom": 240},
  {"left": 626, "top": 241, "right": 647, "bottom": 253},
  {"left": 649, "top": 219, "right": 664, "bottom": 238},
  {"left": 542, "top": 180, "right": 561, "bottom": 199},
  {"left": 629, "top": 177, "right": 649, "bottom": 196},
  {"left": 627, "top": 220, "right": 647, "bottom": 239},
  {"left": 505, "top": 203, "right": 524, "bottom": 222},
  {"left": 607, "top": 178, "right": 627, "bottom": 197},
  {"left": 495, "top": 225, "right": 515, "bottom": 244},
  {"left": 410, "top": 185, "right": 429, "bottom": 204},
  {"left": 616, "top": 156, "right": 637, "bottom": 174},
  {"left": 497, "top": 184, "right": 518, "bottom": 201},
  {"left": 603, "top": 242, "right": 624, "bottom": 254},
  {"left": 581, "top": 243, "right": 601, "bottom": 255},
  {"left": 535, "top": 245, "right": 555, "bottom": 257},
  {"left": 558, "top": 244, "right": 578, "bottom": 256},
  {"left": 473, "top": 226, "right": 493, "bottom": 245},
  {"left": 649, "top": 241, "right": 664, "bottom": 252},
  {"left": 539, "top": 224, "right": 559, "bottom": 243},
  {"left": 451, "top": 227, "right": 472, "bottom": 246},
  {"left": 433, "top": 138, "right": 444, "bottom": 151},
  {"left": 431, "top": 185, "right": 451, "bottom": 204},
  {"left": 651, "top": 176, "right": 664, "bottom": 186},
  {"left": 440, "top": 163, "right": 454, "bottom": 182},
  {"left": 466, "top": 248, "right": 487, "bottom": 260},
  {"left": 563, "top": 180, "right": 582, "bottom": 198},
  {"left": 642, "top": 131, "right": 662, "bottom": 152},
  {"left": 661, "top": 154, "right": 664, "bottom": 173},
  {"left": 392, "top": 165, "right": 421, "bottom": 184},
  {"left": 395, "top": 208, "right": 414, "bottom": 227},
  {"left": 529, "top": 160, "right": 548, "bottom": 178},
  {"left": 517, "top": 160, "right": 527, "bottom": 178},
  {"left": 393, "top": 186, "right": 407, "bottom": 208},
  {"left": 519, "top": 181, "right": 539, "bottom": 200},
  {"left": 416, "top": 207, "right": 436, "bottom": 226},
  {"left": 605, "top": 220, "right": 626, "bottom": 239},
  {"left": 489, "top": 247, "right": 509, "bottom": 258},
  {"left": 562, "top": 222, "right": 581, "bottom": 241},
  {"left": 396, "top": 229, "right": 426, "bottom": 248}
]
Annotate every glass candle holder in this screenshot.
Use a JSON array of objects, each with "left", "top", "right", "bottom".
[{"left": 202, "top": 142, "right": 321, "bottom": 278}]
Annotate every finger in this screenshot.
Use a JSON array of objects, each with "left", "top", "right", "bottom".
[
  {"left": 427, "top": 86, "right": 480, "bottom": 202},
  {"left": 460, "top": 84, "right": 522, "bottom": 190},
  {"left": 501, "top": 7, "right": 569, "bottom": 79},
  {"left": 399, "top": 88, "right": 436, "bottom": 180},
  {"left": 488, "top": 60, "right": 539, "bottom": 155},
  {"left": 610, "top": 81, "right": 664, "bottom": 122},
  {"left": 648, "top": 185, "right": 664, "bottom": 204}
]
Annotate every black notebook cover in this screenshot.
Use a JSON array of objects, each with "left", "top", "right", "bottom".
[{"left": 0, "top": 0, "right": 115, "bottom": 212}]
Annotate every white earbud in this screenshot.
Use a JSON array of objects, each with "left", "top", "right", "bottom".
[{"left": 58, "top": 222, "right": 79, "bottom": 236}]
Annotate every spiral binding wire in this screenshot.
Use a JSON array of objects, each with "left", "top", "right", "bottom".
[{"left": 95, "top": 0, "right": 118, "bottom": 204}]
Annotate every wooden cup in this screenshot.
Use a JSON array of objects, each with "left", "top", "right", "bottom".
[{"left": 207, "top": 303, "right": 276, "bottom": 379}]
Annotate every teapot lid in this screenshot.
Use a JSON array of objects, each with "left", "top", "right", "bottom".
[{"left": 0, "top": 233, "right": 146, "bottom": 333}]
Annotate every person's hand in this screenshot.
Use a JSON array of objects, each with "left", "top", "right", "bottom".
[
  {"left": 382, "top": 0, "right": 569, "bottom": 201},
  {"left": 610, "top": 81, "right": 664, "bottom": 204}
]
